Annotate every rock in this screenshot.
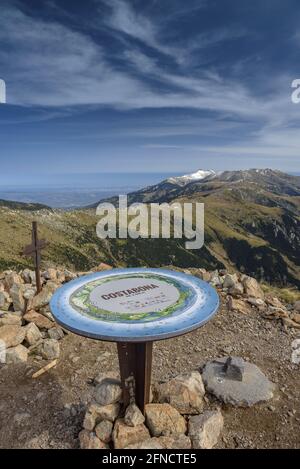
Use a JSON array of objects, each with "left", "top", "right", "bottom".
[
  {"left": 23, "top": 310, "right": 53, "bottom": 329},
  {"left": 196, "top": 269, "right": 211, "bottom": 282},
  {"left": 223, "top": 273, "right": 239, "bottom": 289},
  {"left": 48, "top": 326, "right": 64, "bottom": 340},
  {"left": 14, "top": 412, "right": 31, "bottom": 424},
  {"left": 291, "top": 339, "right": 300, "bottom": 349},
  {"left": 0, "top": 312, "right": 22, "bottom": 326},
  {"left": 124, "top": 403, "right": 145, "bottom": 427},
  {"left": 291, "top": 349, "right": 300, "bottom": 365},
  {"left": 6, "top": 344, "right": 28, "bottom": 363},
  {"left": 83, "top": 412, "right": 96, "bottom": 431},
  {"left": 202, "top": 357, "right": 275, "bottom": 407},
  {"left": 21, "top": 269, "right": 35, "bottom": 284},
  {"left": 242, "top": 276, "right": 264, "bottom": 299},
  {"left": 64, "top": 270, "right": 77, "bottom": 282},
  {"left": 94, "top": 378, "right": 122, "bottom": 405},
  {"left": 182, "top": 269, "right": 192, "bottom": 275},
  {"left": 125, "top": 435, "right": 191, "bottom": 449},
  {"left": 88, "top": 402, "right": 120, "bottom": 423},
  {"left": 42, "top": 269, "right": 58, "bottom": 281},
  {"left": 290, "top": 312, "right": 300, "bottom": 324},
  {"left": 0, "top": 340, "right": 5, "bottom": 363},
  {"left": 24, "top": 323, "right": 42, "bottom": 346},
  {"left": 95, "top": 420, "right": 113, "bottom": 443},
  {"left": 158, "top": 434, "right": 192, "bottom": 449},
  {"left": 156, "top": 371, "right": 205, "bottom": 414},
  {"left": 71, "top": 355, "right": 80, "bottom": 364},
  {"left": 145, "top": 404, "right": 187, "bottom": 437},
  {"left": 112, "top": 419, "right": 150, "bottom": 449},
  {"left": 77, "top": 271, "right": 94, "bottom": 277},
  {"left": 266, "top": 296, "right": 285, "bottom": 309},
  {"left": 30, "top": 289, "right": 52, "bottom": 311},
  {"left": 56, "top": 271, "right": 65, "bottom": 283},
  {"left": 265, "top": 306, "right": 289, "bottom": 319},
  {"left": 210, "top": 271, "right": 222, "bottom": 287},
  {"left": 37, "top": 339, "right": 60, "bottom": 359},
  {"left": 189, "top": 409, "right": 224, "bottom": 449},
  {"left": 5, "top": 272, "right": 22, "bottom": 290},
  {"left": 228, "top": 297, "right": 252, "bottom": 315},
  {"left": 0, "top": 291, "right": 11, "bottom": 311},
  {"left": 10, "top": 283, "right": 25, "bottom": 312},
  {"left": 40, "top": 308, "right": 55, "bottom": 322},
  {"left": 125, "top": 438, "right": 164, "bottom": 449},
  {"left": 282, "top": 318, "right": 300, "bottom": 329},
  {"left": 23, "top": 287, "right": 36, "bottom": 301},
  {"left": 293, "top": 300, "right": 300, "bottom": 312},
  {"left": 0, "top": 325, "right": 26, "bottom": 348},
  {"left": 246, "top": 297, "right": 265, "bottom": 307},
  {"left": 95, "top": 263, "right": 113, "bottom": 272},
  {"left": 224, "top": 357, "right": 245, "bottom": 381},
  {"left": 79, "top": 430, "right": 109, "bottom": 449},
  {"left": 46, "top": 281, "right": 60, "bottom": 292},
  {"left": 229, "top": 283, "right": 244, "bottom": 296},
  {"left": 94, "top": 371, "right": 119, "bottom": 385}
]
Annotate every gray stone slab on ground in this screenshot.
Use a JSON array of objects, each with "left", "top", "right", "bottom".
[{"left": 202, "top": 357, "right": 275, "bottom": 407}]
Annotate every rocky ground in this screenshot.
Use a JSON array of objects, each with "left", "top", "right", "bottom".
[{"left": 0, "top": 266, "right": 299, "bottom": 449}]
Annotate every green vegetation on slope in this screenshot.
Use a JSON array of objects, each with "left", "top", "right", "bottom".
[{"left": 0, "top": 169, "right": 299, "bottom": 288}]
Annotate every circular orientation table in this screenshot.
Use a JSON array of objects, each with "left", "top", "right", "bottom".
[{"left": 50, "top": 268, "right": 219, "bottom": 413}]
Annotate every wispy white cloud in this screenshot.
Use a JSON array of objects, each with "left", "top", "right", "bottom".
[
  {"left": 1, "top": 0, "right": 300, "bottom": 169},
  {"left": 0, "top": 4, "right": 148, "bottom": 107},
  {"left": 102, "top": 0, "right": 156, "bottom": 45},
  {"left": 140, "top": 126, "right": 300, "bottom": 162},
  {"left": 123, "top": 49, "right": 158, "bottom": 75},
  {"left": 0, "top": 3, "right": 256, "bottom": 116},
  {"left": 100, "top": 0, "right": 245, "bottom": 66}
]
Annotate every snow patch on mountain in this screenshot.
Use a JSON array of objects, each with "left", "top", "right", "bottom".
[{"left": 166, "top": 169, "right": 218, "bottom": 186}]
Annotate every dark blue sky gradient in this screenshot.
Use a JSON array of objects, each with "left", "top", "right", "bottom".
[{"left": 0, "top": 0, "right": 300, "bottom": 185}]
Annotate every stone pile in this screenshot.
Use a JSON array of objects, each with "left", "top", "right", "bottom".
[
  {"left": 0, "top": 268, "right": 69, "bottom": 364},
  {"left": 79, "top": 359, "right": 274, "bottom": 450},
  {"left": 0, "top": 264, "right": 113, "bottom": 365},
  {"left": 192, "top": 269, "right": 300, "bottom": 330},
  {"left": 1, "top": 265, "right": 299, "bottom": 367}
]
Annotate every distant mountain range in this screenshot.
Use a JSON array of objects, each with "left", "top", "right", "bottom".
[
  {"left": 99, "top": 168, "right": 300, "bottom": 205},
  {"left": 0, "top": 169, "right": 299, "bottom": 288},
  {"left": 91, "top": 169, "right": 300, "bottom": 287},
  {"left": 0, "top": 199, "right": 49, "bottom": 211}
]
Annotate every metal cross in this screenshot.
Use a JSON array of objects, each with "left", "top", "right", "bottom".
[{"left": 21, "top": 221, "right": 48, "bottom": 293}]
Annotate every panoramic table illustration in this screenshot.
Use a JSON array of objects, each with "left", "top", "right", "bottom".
[{"left": 50, "top": 268, "right": 219, "bottom": 413}]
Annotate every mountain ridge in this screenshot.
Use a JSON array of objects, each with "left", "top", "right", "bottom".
[
  {"left": 0, "top": 199, "right": 51, "bottom": 211},
  {"left": 0, "top": 169, "right": 299, "bottom": 288},
  {"left": 87, "top": 168, "right": 300, "bottom": 287}
]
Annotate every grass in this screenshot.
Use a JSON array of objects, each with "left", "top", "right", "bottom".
[
  {"left": 261, "top": 284, "right": 300, "bottom": 303},
  {"left": 0, "top": 184, "right": 299, "bottom": 289}
]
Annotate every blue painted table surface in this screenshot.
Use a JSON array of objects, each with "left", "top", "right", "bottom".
[{"left": 50, "top": 268, "right": 219, "bottom": 342}]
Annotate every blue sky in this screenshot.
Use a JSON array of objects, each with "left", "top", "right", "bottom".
[{"left": 0, "top": 0, "right": 300, "bottom": 185}]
